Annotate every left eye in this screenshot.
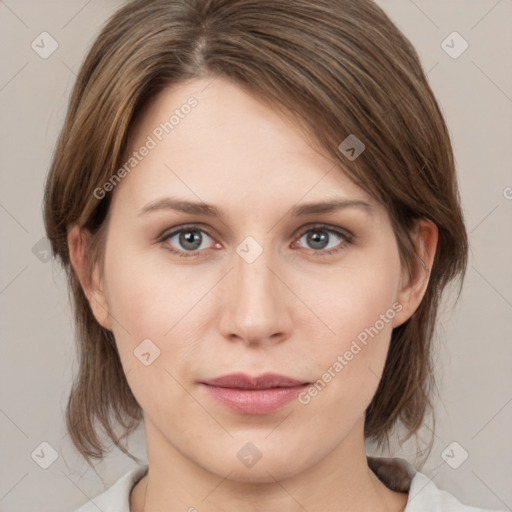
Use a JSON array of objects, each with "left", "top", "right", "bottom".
[{"left": 295, "top": 226, "right": 349, "bottom": 252}]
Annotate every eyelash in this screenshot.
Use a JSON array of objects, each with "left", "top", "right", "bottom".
[{"left": 157, "top": 223, "right": 354, "bottom": 258}]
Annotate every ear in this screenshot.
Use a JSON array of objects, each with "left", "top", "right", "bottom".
[
  {"left": 67, "top": 224, "right": 112, "bottom": 331},
  {"left": 392, "top": 219, "right": 438, "bottom": 328}
]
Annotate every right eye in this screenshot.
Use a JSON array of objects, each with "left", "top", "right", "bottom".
[{"left": 158, "top": 225, "right": 219, "bottom": 258}]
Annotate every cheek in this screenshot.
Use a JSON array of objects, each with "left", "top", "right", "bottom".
[
  {"left": 103, "top": 238, "right": 195, "bottom": 337},
  {"left": 100, "top": 242, "right": 212, "bottom": 406},
  {"left": 100, "top": 243, "right": 182, "bottom": 371},
  {"left": 297, "top": 252, "right": 402, "bottom": 409},
  {"left": 312, "top": 254, "right": 399, "bottom": 332}
]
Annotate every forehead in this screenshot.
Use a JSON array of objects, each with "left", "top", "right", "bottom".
[{"left": 111, "top": 77, "right": 374, "bottom": 215}]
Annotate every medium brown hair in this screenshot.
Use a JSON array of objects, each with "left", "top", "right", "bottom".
[{"left": 43, "top": 0, "right": 468, "bottom": 465}]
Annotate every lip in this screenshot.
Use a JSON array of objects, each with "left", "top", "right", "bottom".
[{"left": 200, "top": 373, "right": 310, "bottom": 415}]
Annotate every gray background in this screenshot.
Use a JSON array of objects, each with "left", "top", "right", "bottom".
[{"left": 0, "top": 0, "right": 511, "bottom": 510}]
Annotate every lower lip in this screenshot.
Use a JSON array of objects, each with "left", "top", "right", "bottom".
[{"left": 201, "top": 384, "right": 308, "bottom": 415}]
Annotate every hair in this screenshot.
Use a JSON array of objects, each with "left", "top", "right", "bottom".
[{"left": 43, "top": 0, "right": 468, "bottom": 466}]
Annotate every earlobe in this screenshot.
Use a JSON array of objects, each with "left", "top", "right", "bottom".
[
  {"left": 392, "top": 219, "right": 438, "bottom": 328},
  {"left": 67, "top": 225, "right": 112, "bottom": 331}
]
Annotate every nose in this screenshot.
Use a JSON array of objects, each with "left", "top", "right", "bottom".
[{"left": 218, "top": 241, "right": 293, "bottom": 346}]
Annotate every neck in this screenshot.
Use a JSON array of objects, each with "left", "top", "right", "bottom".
[{"left": 131, "top": 418, "right": 407, "bottom": 512}]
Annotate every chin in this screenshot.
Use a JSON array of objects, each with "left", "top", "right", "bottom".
[
  {"left": 192, "top": 441, "right": 317, "bottom": 484},
  {"left": 213, "top": 457, "right": 304, "bottom": 484}
]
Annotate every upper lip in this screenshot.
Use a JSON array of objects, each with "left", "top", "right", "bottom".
[{"left": 201, "top": 373, "right": 309, "bottom": 390}]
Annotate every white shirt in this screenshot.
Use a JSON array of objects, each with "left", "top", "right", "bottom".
[{"left": 74, "top": 456, "right": 505, "bottom": 512}]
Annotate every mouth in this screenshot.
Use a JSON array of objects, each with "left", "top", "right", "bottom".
[{"left": 199, "top": 373, "right": 311, "bottom": 415}]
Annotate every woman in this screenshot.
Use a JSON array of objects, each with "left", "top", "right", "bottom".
[{"left": 43, "top": 0, "right": 504, "bottom": 510}]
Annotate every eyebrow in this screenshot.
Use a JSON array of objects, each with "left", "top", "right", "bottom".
[{"left": 137, "top": 197, "right": 373, "bottom": 218}]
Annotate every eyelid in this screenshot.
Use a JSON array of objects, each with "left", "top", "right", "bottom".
[
  {"left": 294, "top": 222, "right": 354, "bottom": 242},
  {"left": 158, "top": 223, "right": 215, "bottom": 240}
]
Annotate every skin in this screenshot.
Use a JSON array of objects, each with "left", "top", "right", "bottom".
[{"left": 68, "top": 76, "right": 437, "bottom": 512}]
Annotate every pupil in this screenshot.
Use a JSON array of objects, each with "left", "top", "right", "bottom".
[
  {"left": 308, "top": 230, "right": 328, "bottom": 249},
  {"left": 181, "top": 230, "right": 201, "bottom": 250}
]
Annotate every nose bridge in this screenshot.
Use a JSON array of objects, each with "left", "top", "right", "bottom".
[
  {"left": 237, "top": 246, "right": 273, "bottom": 308},
  {"left": 219, "top": 235, "right": 291, "bottom": 344}
]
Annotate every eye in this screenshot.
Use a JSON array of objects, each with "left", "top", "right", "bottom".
[
  {"left": 158, "top": 223, "right": 353, "bottom": 258},
  {"left": 158, "top": 225, "right": 217, "bottom": 257},
  {"left": 293, "top": 224, "right": 353, "bottom": 255}
]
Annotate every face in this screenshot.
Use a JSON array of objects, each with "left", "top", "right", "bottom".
[{"left": 78, "top": 77, "right": 426, "bottom": 482}]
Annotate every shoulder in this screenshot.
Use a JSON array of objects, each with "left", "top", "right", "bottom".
[
  {"left": 406, "top": 471, "right": 504, "bottom": 512},
  {"left": 73, "top": 465, "right": 148, "bottom": 512},
  {"left": 368, "top": 456, "right": 505, "bottom": 512}
]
